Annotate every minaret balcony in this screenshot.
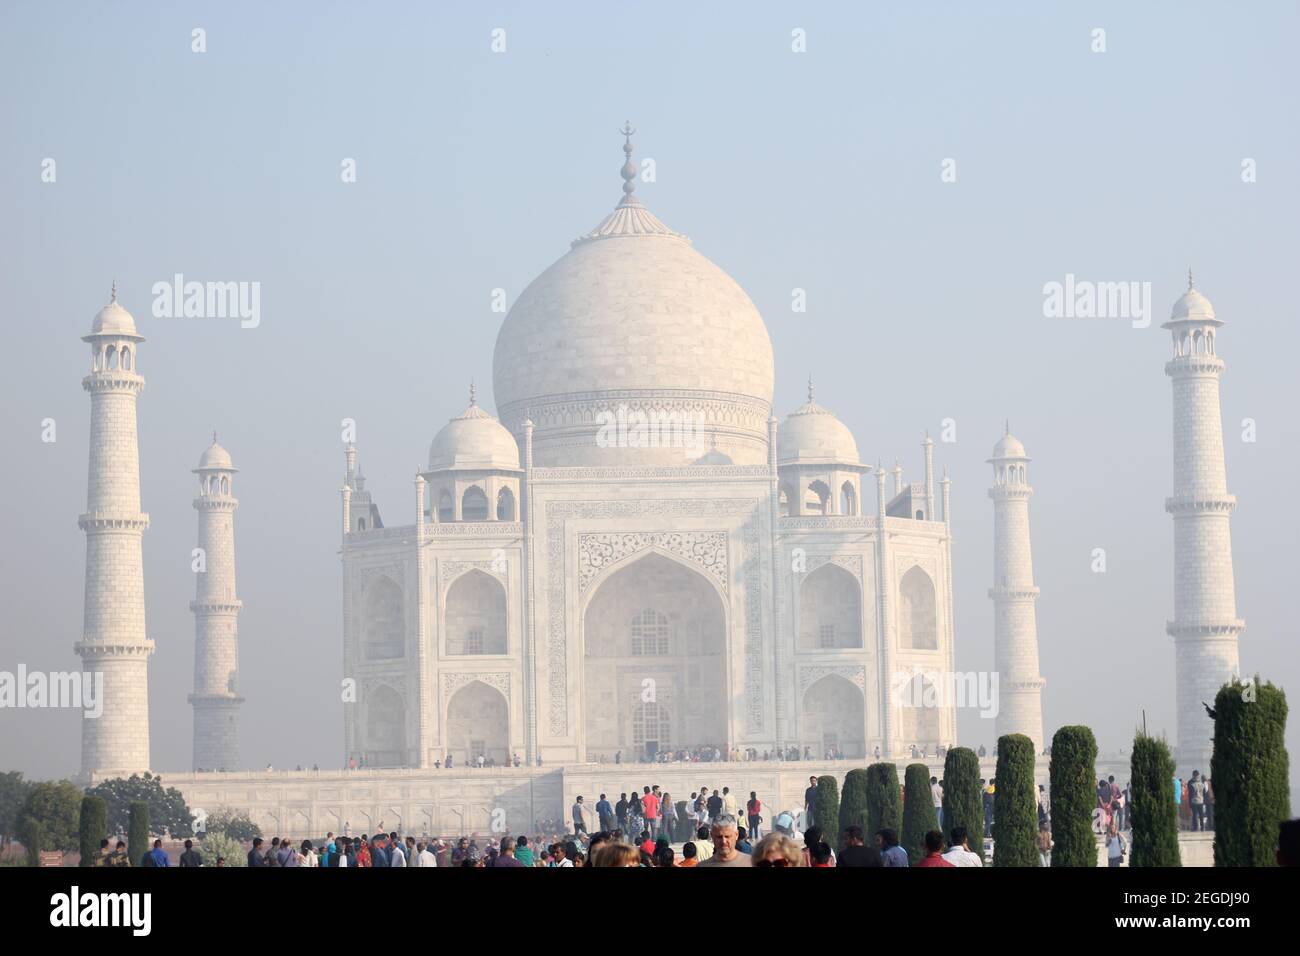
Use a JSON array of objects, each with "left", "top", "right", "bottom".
[
  {"left": 78, "top": 512, "right": 150, "bottom": 532},
  {"left": 1165, "top": 620, "right": 1246, "bottom": 639},
  {"left": 1164, "top": 494, "right": 1236, "bottom": 515},
  {"left": 190, "top": 599, "right": 243, "bottom": 614},
  {"left": 988, "top": 585, "right": 1040, "bottom": 600},
  {"left": 1164, "top": 355, "right": 1225, "bottom": 377},
  {"left": 987, "top": 485, "right": 1033, "bottom": 500},
  {"left": 193, "top": 496, "right": 239, "bottom": 512},
  {"left": 74, "top": 639, "right": 156, "bottom": 658},
  {"left": 82, "top": 371, "right": 145, "bottom": 393}
]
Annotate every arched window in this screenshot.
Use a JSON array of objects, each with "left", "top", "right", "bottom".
[
  {"left": 806, "top": 480, "right": 830, "bottom": 516},
  {"left": 840, "top": 481, "right": 857, "bottom": 516},
  {"left": 220, "top": 476, "right": 229, "bottom": 494},
  {"left": 632, "top": 702, "right": 671, "bottom": 755},
  {"left": 437, "top": 491, "right": 453, "bottom": 523},
  {"left": 106, "top": 345, "right": 118, "bottom": 369},
  {"left": 462, "top": 486, "right": 488, "bottom": 521},
  {"left": 358, "top": 518, "right": 366, "bottom": 531},
  {"left": 778, "top": 487, "right": 790, "bottom": 517},
  {"left": 915, "top": 510, "right": 924, "bottom": 520},
  {"left": 496, "top": 486, "right": 516, "bottom": 521},
  {"left": 121, "top": 347, "right": 131, "bottom": 370},
  {"left": 363, "top": 577, "right": 405, "bottom": 659},
  {"left": 899, "top": 566, "right": 938, "bottom": 650},
  {"left": 799, "top": 564, "right": 863, "bottom": 649},
  {"left": 445, "top": 569, "right": 507, "bottom": 655},
  {"left": 92, "top": 347, "right": 101, "bottom": 371},
  {"left": 630, "top": 609, "right": 669, "bottom": 656}
]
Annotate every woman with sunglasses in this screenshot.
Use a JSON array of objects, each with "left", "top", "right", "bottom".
[{"left": 751, "top": 833, "right": 802, "bottom": 867}]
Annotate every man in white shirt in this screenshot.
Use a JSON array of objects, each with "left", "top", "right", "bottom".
[
  {"left": 931, "top": 776, "right": 944, "bottom": 829},
  {"left": 941, "top": 826, "right": 983, "bottom": 867},
  {"left": 722, "top": 787, "right": 738, "bottom": 817},
  {"left": 415, "top": 841, "right": 437, "bottom": 867}
]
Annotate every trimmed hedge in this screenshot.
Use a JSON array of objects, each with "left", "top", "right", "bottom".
[
  {"left": 992, "top": 734, "right": 1038, "bottom": 867},
  {"left": 901, "top": 763, "right": 938, "bottom": 864},
  {"left": 813, "top": 776, "right": 840, "bottom": 844},
  {"left": 1211, "top": 677, "right": 1291, "bottom": 867},
  {"left": 865, "top": 763, "right": 902, "bottom": 840},
  {"left": 941, "top": 747, "right": 984, "bottom": 864},
  {"left": 79, "top": 795, "right": 107, "bottom": 867},
  {"left": 838, "top": 769, "right": 870, "bottom": 849},
  {"left": 1129, "top": 732, "right": 1180, "bottom": 867},
  {"left": 1049, "top": 725, "right": 1098, "bottom": 867},
  {"left": 128, "top": 801, "right": 150, "bottom": 868}
]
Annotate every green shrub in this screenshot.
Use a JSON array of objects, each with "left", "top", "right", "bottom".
[
  {"left": 19, "top": 781, "right": 82, "bottom": 852},
  {"left": 128, "top": 801, "right": 150, "bottom": 867},
  {"left": 837, "top": 769, "right": 870, "bottom": 849},
  {"left": 901, "top": 763, "right": 938, "bottom": 864},
  {"left": 79, "top": 795, "right": 107, "bottom": 867},
  {"left": 1049, "top": 725, "right": 1098, "bottom": 867},
  {"left": 1211, "top": 677, "right": 1291, "bottom": 867},
  {"left": 199, "top": 830, "right": 245, "bottom": 867},
  {"left": 941, "top": 747, "right": 984, "bottom": 864},
  {"left": 813, "top": 776, "right": 839, "bottom": 844},
  {"left": 1129, "top": 732, "right": 1180, "bottom": 867},
  {"left": 992, "top": 734, "right": 1038, "bottom": 867},
  {"left": 202, "top": 808, "right": 262, "bottom": 842}
]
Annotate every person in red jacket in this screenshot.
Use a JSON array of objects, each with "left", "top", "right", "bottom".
[{"left": 916, "top": 830, "right": 955, "bottom": 867}]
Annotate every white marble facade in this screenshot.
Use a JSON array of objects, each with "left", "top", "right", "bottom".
[{"left": 340, "top": 135, "right": 958, "bottom": 770}]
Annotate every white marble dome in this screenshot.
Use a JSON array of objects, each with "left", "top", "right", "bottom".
[
  {"left": 491, "top": 149, "right": 775, "bottom": 466},
  {"left": 88, "top": 295, "right": 142, "bottom": 339},
  {"left": 429, "top": 400, "right": 521, "bottom": 472},
  {"left": 778, "top": 396, "right": 859, "bottom": 465},
  {"left": 196, "top": 440, "right": 235, "bottom": 471},
  {"left": 1169, "top": 287, "right": 1216, "bottom": 322},
  {"left": 991, "top": 430, "right": 1027, "bottom": 460}
]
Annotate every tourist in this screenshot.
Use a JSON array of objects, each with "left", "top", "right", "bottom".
[
  {"left": 596, "top": 793, "right": 614, "bottom": 832},
  {"left": 146, "top": 839, "right": 170, "bottom": 867},
  {"left": 178, "top": 839, "right": 202, "bottom": 867},
  {"left": 736, "top": 825, "right": 753, "bottom": 854},
  {"left": 572, "top": 795, "right": 588, "bottom": 836},
  {"left": 641, "top": 786, "right": 660, "bottom": 839},
  {"left": 1037, "top": 784, "right": 1050, "bottom": 828},
  {"left": 247, "top": 837, "right": 265, "bottom": 867},
  {"left": 493, "top": 836, "right": 525, "bottom": 867},
  {"left": 982, "top": 780, "right": 995, "bottom": 837},
  {"left": 693, "top": 825, "right": 714, "bottom": 861},
  {"left": 591, "top": 842, "right": 640, "bottom": 867},
  {"left": 654, "top": 845, "right": 675, "bottom": 868},
  {"left": 698, "top": 815, "right": 751, "bottom": 866},
  {"left": 106, "top": 840, "right": 130, "bottom": 867},
  {"left": 752, "top": 833, "right": 802, "bottom": 867},
  {"left": 277, "top": 836, "right": 299, "bottom": 867},
  {"left": 416, "top": 841, "right": 436, "bottom": 867},
  {"left": 804, "top": 776, "right": 819, "bottom": 827},
  {"left": 639, "top": 831, "right": 655, "bottom": 855},
  {"left": 679, "top": 842, "right": 699, "bottom": 867},
  {"left": 551, "top": 843, "right": 573, "bottom": 867},
  {"left": 809, "top": 842, "right": 834, "bottom": 867},
  {"left": 931, "top": 776, "right": 944, "bottom": 829},
  {"left": 388, "top": 835, "right": 406, "bottom": 867},
  {"left": 615, "top": 792, "right": 629, "bottom": 830},
  {"left": 514, "top": 835, "right": 534, "bottom": 867},
  {"left": 916, "top": 830, "right": 954, "bottom": 867},
  {"left": 627, "top": 790, "right": 644, "bottom": 836},
  {"left": 746, "top": 791, "right": 763, "bottom": 840},
  {"left": 876, "top": 828, "right": 908, "bottom": 867},
  {"left": 722, "top": 786, "right": 738, "bottom": 818},
  {"left": 941, "top": 826, "right": 982, "bottom": 867},
  {"left": 300, "top": 840, "right": 318, "bottom": 867},
  {"left": 661, "top": 790, "right": 675, "bottom": 841},
  {"left": 706, "top": 787, "right": 723, "bottom": 822},
  {"left": 694, "top": 789, "right": 708, "bottom": 827},
  {"left": 1036, "top": 823, "right": 1052, "bottom": 867},
  {"left": 838, "top": 826, "right": 882, "bottom": 867},
  {"left": 1105, "top": 821, "right": 1126, "bottom": 867},
  {"left": 1189, "top": 770, "right": 1207, "bottom": 831},
  {"left": 1173, "top": 775, "right": 1184, "bottom": 829}
]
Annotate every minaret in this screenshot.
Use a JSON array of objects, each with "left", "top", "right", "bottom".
[
  {"left": 1163, "top": 273, "right": 1243, "bottom": 774},
  {"left": 77, "top": 285, "right": 154, "bottom": 775},
  {"left": 189, "top": 435, "right": 244, "bottom": 771},
  {"left": 988, "top": 424, "right": 1046, "bottom": 751}
]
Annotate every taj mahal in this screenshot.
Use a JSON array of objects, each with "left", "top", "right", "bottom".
[{"left": 74, "top": 130, "right": 1242, "bottom": 840}]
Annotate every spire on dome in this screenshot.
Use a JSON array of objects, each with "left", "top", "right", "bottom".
[
  {"left": 620, "top": 121, "right": 637, "bottom": 202},
  {"left": 1188, "top": 268, "right": 1195, "bottom": 291},
  {"left": 111, "top": 279, "right": 117, "bottom": 302},
  {"left": 807, "top": 373, "right": 814, "bottom": 403},
  {"left": 212, "top": 430, "right": 218, "bottom": 445},
  {"left": 469, "top": 380, "right": 476, "bottom": 407},
  {"left": 1005, "top": 419, "right": 1011, "bottom": 435}
]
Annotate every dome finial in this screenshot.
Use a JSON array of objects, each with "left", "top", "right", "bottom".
[
  {"left": 212, "top": 430, "right": 218, "bottom": 445},
  {"left": 469, "top": 379, "right": 476, "bottom": 407},
  {"left": 1188, "top": 268, "right": 1195, "bottom": 291},
  {"left": 110, "top": 278, "right": 117, "bottom": 302},
  {"left": 619, "top": 121, "right": 637, "bottom": 202},
  {"left": 807, "top": 373, "right": 814, "bottom": 403},
  {"left": 1005, "top": 419, "right": 1011, "bottom": 436}
]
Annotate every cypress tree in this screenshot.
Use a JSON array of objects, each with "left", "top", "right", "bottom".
[
  {"left": 18, "top": 814, "right": 43, "bottom": 866},
  {"left": 79, "top": 795, "right": 107, "bottom": 867},
  {"left": 1211, "top": 677, "right": 1291, "bottom": 867},
  {"left": 901, "top": 763, "right": 938, "bottom": 864},
  {"left": 992, "top": 734, "right": 1038, "bottom": 866},
  {"left": 1129, "top": 732, "right": 1180, "bottom": 867},
  {"left": 813, "top": 776, "right": 839, "bottom": 846},
  {"left": 865, "top": 763, "right": 902, "bottom": 839},
  {"left": 1049, "top": 725, "right": 1098, "bottom": 867},
  {"left": 128, "top": 800, "right": 150, "bottom": 867},
  {"left": 941, "top": 747, "right": 984, "bottom": 864},
  {"left": 837, "top": 769, "right": 870, "bottom": 849}
]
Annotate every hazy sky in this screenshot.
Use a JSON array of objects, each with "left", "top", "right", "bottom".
[{"left": 1, "top": 1, "right": 1296, "bottom": 793}]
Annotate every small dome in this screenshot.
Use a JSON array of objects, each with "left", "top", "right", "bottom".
[
  {"left": 1170, "top": 288, "right": 1215, "bottom": 322},
  {"left": 778, "top": 397, "right": 859, "bottom": 465},
  {"left": 195, "top": 439, "right": 235, "bottom": 471},
  {"left": 89, "top": 294, "right": 141, "bottom": 338},
  {"left": 428, "top": 400, "right": 521, "bottom": 472},
  {"left": 990, "top": 430, "right": 1027, "bottom": 460}
]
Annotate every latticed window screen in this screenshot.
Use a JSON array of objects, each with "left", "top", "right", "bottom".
[
  {"left": 819, "top": 624, "right": 836, "bottom": 648},
  {"left": 466, "top": 628, "right": 484, "bottom": 655},
  {"left": 630, "top": 609, "right": 669, "bottom": 656},
  {"left": 633, "top": 702, "right": 671, "bottom": 749}
]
